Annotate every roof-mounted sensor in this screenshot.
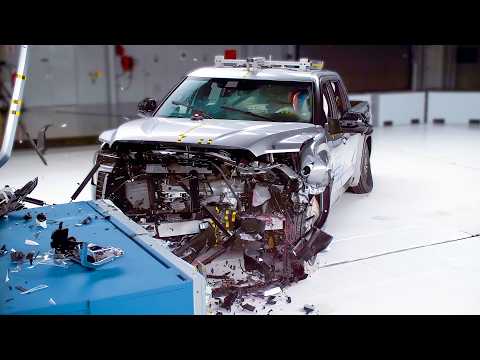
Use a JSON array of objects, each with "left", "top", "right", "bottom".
[{"left": 214, "top": 56, "right": 324, "bottom": 72}]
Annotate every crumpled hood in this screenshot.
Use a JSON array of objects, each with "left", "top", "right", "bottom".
[{"left": 99, "top": 116, "right": 324, "bottom": 157}]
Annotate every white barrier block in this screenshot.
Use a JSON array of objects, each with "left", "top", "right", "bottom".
[
  {"left": 428, "top": 92, "right": 480, "bottom": 125},
  {"left": 378, "top": 92, "right": 425, "bottom": 126}
]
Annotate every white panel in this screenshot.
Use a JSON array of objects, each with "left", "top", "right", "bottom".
[
  {"left": 428, "top": 92, "right": 480, "bottom": 124},
  {"left": 18, "top": 104, "right": 115, "bottom": 140},
  {"left": 23, "top": 45, "right": 53, "bottom": 107},
  {"left": 48, "top": 45, "right": 76, "bottom": 105},
  {"left": 378, "top": 92, "right": 425, "bottom": 125},
  {"left": 74, "top": 45, "right": 108, "bottom": 104}
]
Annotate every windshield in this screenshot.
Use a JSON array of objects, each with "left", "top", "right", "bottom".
[{"left": 155, "top": 77, "right": 314, "bottom": 123}]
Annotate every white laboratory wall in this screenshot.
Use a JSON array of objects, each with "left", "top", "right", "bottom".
[
  {"left": 74, "top": 45, "right": 108, "bottom": 105},
  {"left": 19, "top": 45, "right": 112, "bottom": 139},
  {"left": 428, "top": 92, "right": 480, "bottom": 124},
  {"left": 377, "top": 92, "right": 425, "bottom": 125},
  {"left": 16, "top": 105, "right": 115, "bottom": 141},
  {"left": 22, "top": 45, "right": 108, "bottom": 107}
]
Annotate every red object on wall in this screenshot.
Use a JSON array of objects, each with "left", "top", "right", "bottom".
[
  {"left": 224, "top": 49, "right": 237, "bottom": 59},
  {"left": 115, "top": 45, "right": 125, "bottom": 57},
  {"left": 10, "top": 71, "right": 16, "bottom": 87},
  {"left": 120, "top": 55, "right": 134, "bottom": 72}
]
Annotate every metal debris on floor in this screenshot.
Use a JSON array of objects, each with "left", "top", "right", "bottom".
[
  {"left": 264, "top": 287, "right": 282, "bottom": 297},
  {"left": 303, "top": 304, "right": 315, "bottom": 315},
  {"left": 241, "top": 303, "right": 256, "bottom": 312},
  {"left": 206, "top": 281, "right": 294, "bottom": 315}
]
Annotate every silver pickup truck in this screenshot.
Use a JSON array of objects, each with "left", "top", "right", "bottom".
[{"left": 93, "top": 56, "right": 373, "bottom": 293}]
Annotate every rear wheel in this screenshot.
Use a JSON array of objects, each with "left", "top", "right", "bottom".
[{"left": 349, "top": 142, "right": 373, "bottom": 194}]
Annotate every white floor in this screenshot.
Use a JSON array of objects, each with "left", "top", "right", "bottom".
[{"left": 1, "top": 124, "right": 480, "bottom": 314}]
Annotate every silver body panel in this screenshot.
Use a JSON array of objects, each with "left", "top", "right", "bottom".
[{"left": 100, "top": 117, "right": 324, "bottom": 157}]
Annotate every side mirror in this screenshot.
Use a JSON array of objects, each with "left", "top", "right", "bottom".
[
  {"left": 339, "top": 111, "right": 371, "bottom": 134},
  {"left": 137, "top": 98, "right": 157, "bottom": 116}
]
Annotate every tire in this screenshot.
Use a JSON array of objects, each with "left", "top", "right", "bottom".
[{"left": 348, "top": 141, "right": 373, "bottom": 194}]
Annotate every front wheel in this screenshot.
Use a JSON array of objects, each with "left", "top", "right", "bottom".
[{"left": 348, "top": 142, "right": 373, "bottom": 194}]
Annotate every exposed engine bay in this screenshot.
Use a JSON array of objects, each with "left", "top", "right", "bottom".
[{"left": 94, "top": 142, "right": 333, "bottom": 294}]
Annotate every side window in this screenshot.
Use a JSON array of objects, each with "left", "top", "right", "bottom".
[
  {"left": 322, "top": 81, "right": 342, "bottom": 134},
  {"left": 321, "top": 82, "right": 338, "bottom": 119},
  {"left": 322, "top": 93, "right": 330, "bottom": 119},
  {"left": 329, "top": 80, "right": 348, "bottom": 115}
]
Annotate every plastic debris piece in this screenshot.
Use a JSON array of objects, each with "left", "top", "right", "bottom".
[
  {"left": 20, "top": 284, "right": 48, "bottom": 295},
  {"left": 303, "top": 304, "right": 315, "bottom": 315},
  {"left": 241, "top": 303, "right": 256, "bottom": 312},
  {"left": 26, "top": 252, "right": 35, "bottom": 266},
  {"left": 5, "top": 298, "right": 14, "bottom": 303},
  {"left": 15, "top": 285, "right": 28, "bottom": 292},
  {"left": 5, "top": 270, "right": 9, "bottom": 283},
  {"left": 37, "top": 251, "right": 71, "bottom": 268},
  {"left": 25, "top": 239, "right": 39, "bottom": 246},
  {"left": 287, "top": 296, "right": 292, "bottom": 304},
  {"left": 48, "top": 298, "right": 56, "bottom": 305},
  {"left": 23, "top": 212, "right": 32, "bottom": 221},
  {"left": 36, "top": 213, "right": 47, "bottom": 222},
  {"left": 10, "top": 250, "right": 25, "bottom": 262},
  {"left": 0, "top": 244, "right": 7, "bottom": 256},
  {"left": 36, "top": 213, "right": 47, "bottom": 228},
  {"left": 267, "top": 309, "right": 273, "bottom": 315},
  {"left": 81, "top": 216, "right": 92, "bottom": 225},
  {"left": 252, "top": 184, "right": 271, "bottom": 207},
  {"left": 263, "top": 287, "right": 282, "bottom": 297},
  {"left": 266, "top": 295, "right": 277, "bottom": 305},
  {"left": 221, "top": 291, "right": 238, "bottom": 310}
]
